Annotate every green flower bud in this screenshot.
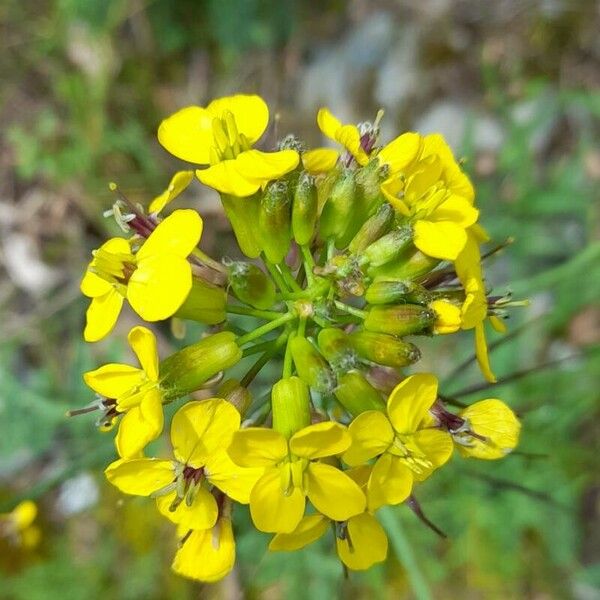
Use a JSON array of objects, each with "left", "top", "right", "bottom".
[
  {"left": 272, "top": 376, "right": 311, "bottom": 439},
  {"left": 334, "top": 371, "right": 385, "bottom": 417},
  {"left": 364, "top": 304, "right": 436, "bottom": 336},
  {"left": 290, "top": 336, "right": 336, "bottom": 394},
  {"left": 348, "top": 202, "right": 394, "bottom": 254},
  {"left": 349, "top": 330, "right": 421, "bottom": 368},
  {"left": 365, "top": 279, "right": 431, "bottom": 305},
  {"left": 362, "top": 225, "right": 412, "bottom": 268},
  {"left": 368, "top": 246, "right": 440, "bottom": 281},
  {"left": 317, "top": 328, "right": 357, "bottom": 371},
  {"left": 175, "top": 278, "right": 226, "bottom": 324},
  {"left": 319, "top": 171, "right": 356, "bottom": 243},
  {"left": 292, "top": 173, "right": 318, "bottom": 245},
  {"left": 218, "top": 378, "right": 252, "bottom": 416},
  {"left": 221, "top": 194, "right": 261, "bottom": 258},
  {"left": 160, "top": 332, "right": 242, "bottom": 396},
  {"left": 259, "top": 181, "right": 292, "bottom": 264},
  {"left": 227, "top": 261, "right": 276, "bottom": 310}
]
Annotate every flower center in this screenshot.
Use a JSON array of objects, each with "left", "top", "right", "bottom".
[
  {"left": 388, "top": 434, "right": 433, "bottom": 475},
  {"left": 209, "top": 111, "right": 252, "bottom": 163},
  {"left": 91, "top": 247, "right": 136, "bottom": 286}
]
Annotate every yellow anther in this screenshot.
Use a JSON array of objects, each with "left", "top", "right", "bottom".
[
  {"left": 212, "top": 118, "right": 231, "bottom": 156},
  {"left": 223, "top": 110, "right": 239, "bottom": 147}
]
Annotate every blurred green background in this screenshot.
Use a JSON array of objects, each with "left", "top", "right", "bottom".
[{"left": 1, "top": 0, "right": 599, "bottom": 598}]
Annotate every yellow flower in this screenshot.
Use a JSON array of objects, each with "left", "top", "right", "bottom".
[
  {"left": 430, "top": 299, "right": 462, "bottom": 335},
  {"left": 81, "top": 209, "right": 202, "bottom": 342},
  {"left": 0, "top": 500, "right": 40, "bottom": 548},
  {"left": 343, "top": 374, "right": 453, "bottom": 511},
  {"left": 172, "top": 513, "right": 236, "bottom": 582},
  {"left": 380, "top": 133, "right": 478, "bottom": 261},
  {"left": 228, "top": 422, "right": 366, "bottom": 533},
  {"left": 84, "top": 326, "right": 164, "bottom": 457},
  {"left": 269, "top": 466, "right": 388, "bottom": 571},
  {"left": 303, "top": 108, "right": 369, "bottom": 173},
  {"left": 454, "top": 399, "right": 521, "bottom": 459},
  {"left": 148, "top": 171, "right": 194, "bottom": 214},
  {"left": 158, "top": 94, "right": 299, "bottom": 197},
  {"left": 105, "top": 399, "right": 261, "bottom": 530}
]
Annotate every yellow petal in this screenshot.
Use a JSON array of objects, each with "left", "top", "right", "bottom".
[
  {"left": 289, "top": 422, "right": 351, "bottom": 459},
  {"left": 380, "top": 175, "right": 410, "bottom": 215},
  {"left": 84, "top": 289, "right": 123, "bottom": 342},
  {"left": 458, "top": 399, "right": 521, "bottom": 459},
  {"left": 20, "top": 526, "right": 41, "bottom": 548},
  {"left": 83, "top": 363, "right": 144, "bottom": 398},
  {"left": 269, "top": 514, "right": 329, "bottom": 552},
  {"left": 411, "top": 429, "right": 454, "bottom": 480},
  {"left": 305, "top": 463, "right": 366, "bottom": 521},
  {"left": 336, "top": 513, "right": 388, "bottom": 570},
  {"left": 127, "top": 326, "right": 159, "bottom": 381},
  {"left": 156, "top": 489, "right": 218, "bottom": 530},
  {"left": 137, "top": 209, "right": 202, "bottom": 261},
  {"left": 127, "top": 254, "right": 192, "bottom": 321},
  {"left": 378, "top": 132, "right": 422, "bottom": 173},
  {"left": 475, "top": 322, "right": 497, "bottom": 383},
  {"left": 157, "top": 106, "right": 215, "bottom": 164},
  {"left": 105, "top": 458, "right": 174, "bottom": 496},
  {"left": 171, "top": 399, "right": 240, "bottom": 468},
  {"left": 228, "top": 428, "right": 288, "bottom": 468},
  {"left": 489, "top": 315, "right": 508, "bottom": 334},
  {"left": 149, "top": 171, "right": 194, "bottom": 214},
  {"left": 115, "top": 389, "right": 164, "bottom": 458},
  {"left": 316, "top": 107, "right": 343, "bottom": 140},
  {"left": 431, "top": 299, "right": 462, "bottom": 335},
  {"left": 171, "top": 518, "right": 236, "bottom": 583},
  {"left": 343, "top": 411, "right": 394, "bottom": 466},
  {"left": 413, "top": 219, "right": 467, "bottom": 260},
  {"left": 367, "top": 454, "right": 413, "bottom": 510},
  {"left": 249, "top": 467, "right": 305, "bottom": 533},
  {"left": 387, "top": 374, "right": 438, "bottom": 434},
  {"left": 196, "top": 161, "right": 261, "bottom": 197},
  {"left": 335, "top": 124, "right": 368, "bottom": 165},
  {"left": 204, "top": 450, "right": 262, "bottom": 504},
  {"left": 432, "top": 195, "right": 479, "bottom": 228},
  {"left": 235, "top": 149, "right": 299, "bottom": 182},
  {"left": 80, "top": 270, "right": 111, "bottom": 298},
  {"left": 302, "top": 148, "right": 339, "bottom": 174},
  {"left": 207, "top": 94, "right": 269, "bottom": 145},
  {"left": 12, "top": 501, "right": 37, "bottom": 530}
]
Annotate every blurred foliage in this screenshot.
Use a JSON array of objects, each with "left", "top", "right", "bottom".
[{"left": 1, "top": 0, "right": 599, "bottom": 598}]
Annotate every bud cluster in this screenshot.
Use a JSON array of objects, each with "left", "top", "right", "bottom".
[{"left": 71, "top": 95, "right": 523, "bottom": 581}]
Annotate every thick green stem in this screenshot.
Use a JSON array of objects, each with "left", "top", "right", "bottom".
[
  {"left": 226, "top": 304, "right": 284, "bottom": 320},
  {"left": 279, "top": 261, "right": 303, "bottom": 293},
  {"left": 236, "top": 312, "right": 296, "bottom": 346}
]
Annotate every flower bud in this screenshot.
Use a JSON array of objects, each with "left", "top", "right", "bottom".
[
  {"left": 317, "top": 328, "right": 357, "bottom": 371},
  {"left": 334, "top": 371, "right": 385, "bottom": 417},
  {"left": 218, "top": 378, "right": 252, "bottom": 416},
  {"left": 175, "top": 278, "right": 226, "bottom": 324},
  {"left": 292, "top": 173, "right": 318, "bottom": 245},
  {"left": 160, "top": 332, "right": 242, "bottom": 396},
  {"left": 364, "top": 304, "right": 436, "bottom": 336},
  {"left": 221, "top": 195, "right": 262, "bottom": 258},
  {"left": 368, "top": 246, "right": 440, "bottom": 281},
  {"left": 272, "top": 376, "right": 311, "bottom": 439},
  {"left": 319, "top": 171, "right": 356, "bottom": 243},
  {"left": 362, "top": 226, "right": 412, "bottom": 268},
  {"left": 259, "top": 181, "right": 292, "bottom": 264},
  {"left": 365, "top": 279, "right": 431, "bottom": 305},
  {"left": 349, "top": 330, "right": 421, "bottom": 368},
  {"left": 290, "top": 336, "right": 336, "bottom": 394},
  {"left": 227, "top": 261, "right": 276, "bottom": 310},
  {"left": 348, "top": 202, "right": 394, "bottom": 254}
]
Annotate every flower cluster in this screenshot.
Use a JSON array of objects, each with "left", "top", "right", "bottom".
[{"left": 71, "top": 94, "right": 523, "bottom": 581}]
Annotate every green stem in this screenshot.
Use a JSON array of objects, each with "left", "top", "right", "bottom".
[
  {"left": 379, "top": 507, "right": 433, "bottom": 600},
  {"left": 191, "top": 248, "right": 227, "bottom": 274},
  {"left": 236, "top": 312, "right": 296, "bottom": 346},
  {"left": 264, "top": 259, "right": 292, "bottom": 295},
  {"left": 241, "top": 333, "right": 288, "bottom": 387},
  {"left": 226, "top": 304, "right": 284, "bottom": 320},
  {"left": 279, "top": 261, "right": 303, "bottom": 293},
  {"left": 300, "top": 244, "right": 316, "bottom": 287},
  {"left": 334, "top": 300, "right": 367, "bottom": 320},
  {"left": 326, "top": 237, "right": 336, "bottom": 260},
  {"left": 282, "top": 331, "right": 296, "bottom": 378}
]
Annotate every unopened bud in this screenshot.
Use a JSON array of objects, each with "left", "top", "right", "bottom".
[
  {"left": 364, "top": 304, "right": 436, "bottom": 336},
  {"left": 292, "top": 173, "right": 318, "bottom": 245},
  {"left": 334, "top": 371, "right": 385, "bottom": 417},
  {"left": 221, "top": 195, "right": 262, "bottom": 258},
  {"left": 218, "top": 379, "right": 252, "bottom": 416},
  {"left": 349, "top": 330, "right": 421, "bottom": 368},
  {"left": 259, "top": 182, "right": 292, "bottom": 264},
  {"left": 365, "top": 279, "right": 431, "bottom": 305},
  {"left": 319, "top": 171, "right": 356, "bottom": 243},
  {"left": 272, "top": 376, "right": 311, "bottom": 439},
  {"left": 227, "top": 261, "right": 276, "bottom": 310},
  {"left": 290, "top": 336, "right": 336, "bottom": 394},
  {"left": 362, "top": 226, "right": 412, "bottom": 268},
  {"left": 175, "top": 278, "right": 226, "bottom": 324},
  {"left": 369, "top": 246, "right": 440, "bottom": 281},
  {"left": 348, "top": 202, "right": 394, "bottom": 254},
  {"left": 160, "top": 332, "right": 242, "bottom": 396},
  {"left": 317, "top": 328, "right": 357, "bottom": 371}
]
